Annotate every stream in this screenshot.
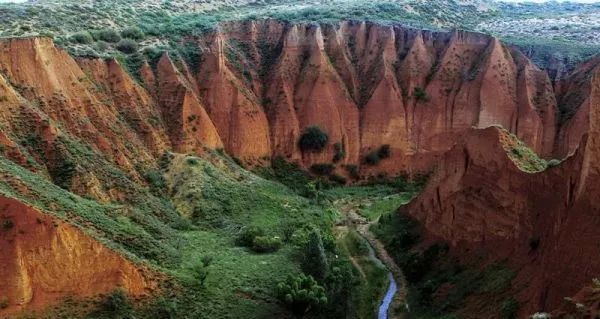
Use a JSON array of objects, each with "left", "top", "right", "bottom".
[
  {"left": 364, "top": 234, "right": 400, "bottom": 319},
  {"left": 378, "top": 273, "right": 398, "bottom": 319}
]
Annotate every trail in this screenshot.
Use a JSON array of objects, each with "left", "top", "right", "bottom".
[{"left": 335, "top": 198, "right": 409, "bottom": 319}]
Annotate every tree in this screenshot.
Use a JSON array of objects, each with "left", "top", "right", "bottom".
[
  {"left": 277, "top": 273, "right": 327, "bottom": 317},
  {"left": 302, "top": 228, "right": 329, "bottom": 280},
  {"left": 299, "top": 126, "right": 328, "bottom": 152}
]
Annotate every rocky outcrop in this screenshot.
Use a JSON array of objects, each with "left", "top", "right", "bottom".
[
  {"left": 402, "top": 65, "right": 600, "bottom": 316},
  {"left": 0, "top": 195, "right": 155, "bottom": 316},
  {"left": 0, "top": 22, "right": 562, "bottom": 180}
]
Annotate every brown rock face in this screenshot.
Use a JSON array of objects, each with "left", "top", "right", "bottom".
[
  {"left": 403, "top": 66, "right": 600, "bottom": 316},
  {"left": 0, "top": 195, "right": 155, "bottom": 316}
]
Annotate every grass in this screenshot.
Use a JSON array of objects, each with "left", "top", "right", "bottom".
[
  {"left": 498, "top": 128, "right": 548, "bottom": 173},
  {"left": 324, "top": 184, "right": 416, "bottom": 221}
]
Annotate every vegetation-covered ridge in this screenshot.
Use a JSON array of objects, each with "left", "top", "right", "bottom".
[
  {"left": 0, "top": 0, "right": 598, "bottom": 73},
  {"left": 495, "top": 126, "right": 559, "bottom": 173}
]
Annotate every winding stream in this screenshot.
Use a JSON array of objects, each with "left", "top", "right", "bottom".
[{"left": 378, "top": 273, "right": 398, "bottom": 319}]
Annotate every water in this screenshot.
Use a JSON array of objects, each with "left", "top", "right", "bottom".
[{"left": 378, "top": 272, "right": 398, "bottom": 319}]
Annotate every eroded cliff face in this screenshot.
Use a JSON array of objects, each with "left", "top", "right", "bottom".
[
  {"left": 403, "top": 65, "right": 600, "bottom": 316},
  {"left": 0, "top": 195, "right": 155, "bottom": 316}
]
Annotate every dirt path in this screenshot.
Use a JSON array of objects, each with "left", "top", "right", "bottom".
[{"left": 336, "top": 199, "right": 409, "bottom": 319}]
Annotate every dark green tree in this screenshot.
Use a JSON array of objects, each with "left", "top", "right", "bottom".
[
  {"left": 302, "top": 228, "right": 329, "bottom": 280},
  {"left": 299, "top": 126, "right": 328, "bottom": 152}
]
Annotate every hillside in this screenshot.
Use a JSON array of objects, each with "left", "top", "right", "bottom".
[{"left": 0, "top": 0, "right": 598, "bottom": 76}]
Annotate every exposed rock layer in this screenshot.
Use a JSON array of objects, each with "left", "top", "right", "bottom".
[
  {"left": 403, "top": 64, "right": 600, "bottom": 316},
  {"left": 0, "top": 195, "right": 155, "bottom": 316}
]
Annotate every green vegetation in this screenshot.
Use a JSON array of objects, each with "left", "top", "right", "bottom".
[
  {"left": 2, "top": 218, "right": 14, "bottom": 230},
  {"left": 501, "top": 130, "right": 549, "bottom": 173},
  {"left": 116, "top": 38, "right": 139, "bottom": 54},
  {"left": 276, "top": 274, "right": 328, "bottom": 317},
  {"left": 364, "top": 145, "right": 392, "bottom": 166},
  {"left": 121, "top": 27, "right": 145, "bottom": 40},
  {"left": 372, "top": 212, "right": 517, "bottom": 318},
  {"left": 413, "top": 87, "right": 429, "bottom": 102},
  {"left": 310, "top": 163, "right": 335, "bottom": 176},
  {"left": 93, "top": 29, "right": 121, "bottom": 43},
  {"left": 70, "top": 31, "right": 94, "bottom": 44},
  {"left": 299, "top": 126, "right": 329, "bottom": 153}
]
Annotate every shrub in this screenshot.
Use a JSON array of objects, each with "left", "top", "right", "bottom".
[
  {"left": 413, "top": 87, "right": 429, "bottom": 102},
  {"left": 333, "top": 142, "right": 345, "bottom": 162},
  {"left": 501, "top": 297, "right": 519, "bottom": 319},
  {"left": 344, "top": 165, "right": 359, "bottom": 179},
  {"left": 152, "top": 297, "right": 178, "bottom": 319},
  {"left": 378, "top": 144, "right": 391, "bottom": 159},
  {"left": 310, "top": 163, "right": 335, "bottom": 176},
  {"left": 70, "top": 31, "right": 93, "bottom": 44},
  {"left": 251, "top": 236, "right": 282, "bottom": 253},
  {"left": 102, "top": 289, "right": 132, "bottom": 317},
  {"left": 192, "top": 264, "right": 209, "bottom": 288},
  {"left": 529, "top": 237, "right": 540, "bottom": 251},
  {"left": 116, "top": 39, "right": 139, "bottom": 54},
  {"left": 547, "top": 159, "right": 561, "bottom": 167},
  {"left": 93, "top": 29, "right": 121, "bottom": 43},
  {"left": 0, "top": 298, "right": 8, "bottom": 309},
  {"left": 121, "top": 27, "right": 145, "bottom": 40},
  {"left": 299, "top": 126, "right": 328, "bottom": 152},
  {"left": 2, "top": 219, "right": 14, "bottom": 230},
  {"left": 329, "top": 174, "right": 347, "bottom": 185},
  {"left": 95, "top": 41, "right": 109, "bottom": 52},
  {"left": 235, "top": 226, "right": 265, "bottom": 247},
  {"left": 276, "top": 274, "right": 327, "bottom": 316},
  {"left": 364, "top": 151, "right": 381, "bottom": 165}
]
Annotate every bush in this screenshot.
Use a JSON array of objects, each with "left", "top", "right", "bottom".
[
  {"left": 364, "top": 151, "right": 381, "bottom": 165},
  {"left": 70, "top": 31, "right": 93, "bottom": 44},
  {"left": 501, "top": 297, "right": 519, "bottom": 319},
  {"left": 102, "top": 289, "right": 133, "bottom": 317},
  {"left": 277, "top": 274, "right": 327, "bottom": 316},
  {"left": 0, "top": 298, "right": 8, "bottom": 309},
  {"left": 95, "top": 41, "right": 109, "bottom": 52},
  {"left": 121, "top": 27, "right": 145, "bottom": 40},
  {"left": 252, "top": 236, "right": 282, "bottom": 253},
  {"left": 93, "top": 29, "right": 121, "bottom": 43},
  {"left": 414, "top": 87, "right": 429, "bottom": 102},
  {"left": 329, "top": 174, "right": 347, "bottom": 185},
  {"left": 152, "top": 297, "right": 178, "bottom": 318},
  {"left": 344, "top": 165, "right": 359, "bottom": 179},
  {"left": 299, "top": 126, "right": 329, "bottom": 152},
  {"left": 547, "top": 159, "right": 561, "bottom": 167},
  {"left": 2, "top": 219, "right": 14, "bottom": 230},
  {"left": 116, "top": 39, "right": 139, "bottom": 54},
  {"left": 333, "top": 142, "right": 345, "bottom": 162},
  {"left": 378, "top": 144, "right": 391, "bottom": 159},
  {"left": 235, "top": 226, "right": 265, "bottom": 247},
  {"left": 310, "top": 163, "right": 335, "bottom": 176}
]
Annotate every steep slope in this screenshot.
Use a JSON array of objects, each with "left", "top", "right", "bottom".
[
  {"left": 402, "top": 65, "right": 600, "bottom": 316},
  {"left": 0, "top": 195, "right": 155, "bottom": 316}
]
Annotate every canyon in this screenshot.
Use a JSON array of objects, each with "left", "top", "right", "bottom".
[{"left": 0, "top": 18, "right": 599, "bottom": 317}]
